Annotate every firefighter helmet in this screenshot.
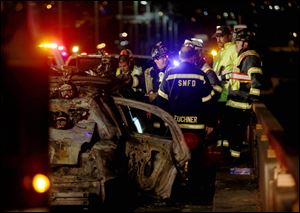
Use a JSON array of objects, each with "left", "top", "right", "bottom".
[
  {"left": 235, "top": 28, "right": 255, "bottom": 42},
  {"left": 179, "top": 45, "right": 198, "bottom": 60},
  {"left": 183, "top": 38, "right": 204, "bottom": 50},
  {"left": 151, "top": 41, "right": 168, "bottom": 60},
  {"left": 120, "top": 48, "right": 133, "bottom": 58},
  {"left": 212, "top": 25, "right": 231, "bottom": 38}
]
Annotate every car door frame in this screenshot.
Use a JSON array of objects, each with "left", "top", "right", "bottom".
[{"left": 112, "top": 96, "right": 190, "bottom": 170}]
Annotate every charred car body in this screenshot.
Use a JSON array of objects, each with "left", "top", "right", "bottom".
[{"left": 48, "top": 53, "right": 190, "bottom": 209}]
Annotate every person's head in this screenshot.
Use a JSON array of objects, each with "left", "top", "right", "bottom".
[
  {"left": 119, "top": 48, "right": 134, "bottom": 69},
  {"left": 183, "top": 38, "right": 204, "bottom": 61},
  {"left": 179, "top": 45, "right": 198, "bottom": 64},
  {"left": 234, "top": 28, "right": 256, "bottom": 53},
  {"left": 212, "top": 25, "right": 232, "bottom": 49},
  {"left": 184, "top": 38, "right": 203, "bottom": 49},
  {"left": 118, "top": 55, "right": 131, "bottom": 74},
  {"left": 151, "top": 41, "right": 169, "bottom": 70},
  {"left": 120, "top": 48, "right": 133, "bottom": 57}
]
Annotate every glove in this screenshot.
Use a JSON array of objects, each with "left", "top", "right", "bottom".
[{"left": 219, "top": 70, "right": 232, "bottom": 81}]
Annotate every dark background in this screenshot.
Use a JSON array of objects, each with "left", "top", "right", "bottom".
[{"left": 5, "top": 1, "right": 297, "bottom": 146}]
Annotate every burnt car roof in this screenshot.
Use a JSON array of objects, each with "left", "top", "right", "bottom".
[{"left": 49, "top": 75, "right": 122, "bottom": 98}]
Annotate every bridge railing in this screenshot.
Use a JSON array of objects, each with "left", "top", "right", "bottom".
[{"left": 250, "top": 102, "right": 299, "bottom": 212}]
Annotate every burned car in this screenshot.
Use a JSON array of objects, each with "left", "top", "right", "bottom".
[
  {"left": 64, "top": 54, "right": 118, "bottom": 78},
  {"left": 48, "top": 59, "right": 190, "bottom": 209}
]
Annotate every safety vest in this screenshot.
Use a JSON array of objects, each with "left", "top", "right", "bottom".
[
  {"left": 144, "top": 67, "right": 155, "bottom": 94},
  {"left": 144, "top": 65, "right": 171, "bottom": 94},
  {"left": 116, "top": 65, "right": 142, "bottom": 90},
  {"left": 213, "top": 42, "right": 238, "bottom": 102},
  {"left": 213, "top": 42, "right": 237, "bottom": 76}
]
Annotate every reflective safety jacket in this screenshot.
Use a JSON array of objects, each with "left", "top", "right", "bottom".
[
  {"left": 143, "top": 64, "right": 171, "bottom": 95},
  {"left": 226, "top": 49, "right": 263, "bottom": 110},
  {"left": 157, "top": 62, "right": 216, "bottom": 129},
  {"left": 140, "top": 63, "right": 172, "bottom": 103},
  {"left": 213, "top": 42, "right": 238, "bottom": 102},
  {"left": 116, "top": 65, "right": 143, "bottom": 91}
]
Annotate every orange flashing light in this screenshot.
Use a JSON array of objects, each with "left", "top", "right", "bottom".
[
  {"left": 72, "top": 46, "right": 79, "bottom": 53},
  {"left": 32, "top": 174, "right": 50, "bottom": 193},
  {"left": 96, "top": 43, "right": 106, "bottom": 49},
  {"left": 210, "top": 49, "right": 218, "bottom": 57},
  {"left": 38, "top": 43, "right": 58, "bottom": 49}
]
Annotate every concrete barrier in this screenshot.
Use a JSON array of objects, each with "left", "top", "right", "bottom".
[{"left": 252, "top": 103, "right": 298, "bottom": 212}]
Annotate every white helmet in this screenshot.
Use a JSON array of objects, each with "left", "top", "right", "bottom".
[{"left": 183, "top": 38, "right": 204, "bottom": 50}]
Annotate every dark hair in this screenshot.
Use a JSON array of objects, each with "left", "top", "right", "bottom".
[
  {"left": 119, "top": 54, "right": 130, "bottom": 63},
  {"left": 118, "top": 55, "right": 134, "bottom": 70},
  {"left": 179, "top": 46, "right": 198, "bottom": 60}
]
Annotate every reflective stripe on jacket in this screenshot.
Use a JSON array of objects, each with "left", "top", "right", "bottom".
[
  {"left": 157, "top": 62, "right": 216, "bottom": 129},
  {"left": 116, "top": 65, "right": 142, "bottom": 90},
  {"left": 144, "top": 65, "right": 171, "bottom": 95},
  {"left": 227, "top": 50, "right": 263, "bottom": 110}
]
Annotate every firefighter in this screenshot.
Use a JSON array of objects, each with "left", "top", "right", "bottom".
[
  {"left": 224, "top": 28, "right": 264, "bottom": 160},
  {"left": 212, "top": 25, "right": 239, "bottom": 149},
  {"left": 183, "top": 38, "right": 223, "bottom": 100},
  {"left": 116, "top": 49, "right": 143, "bottom": 100},
  {"left": 183, "top": 38, "right": 222, "bottom": 151},
  {"left": 141, "top": 41, "right": 171, "bottom": 104},
  {"left": 117, "top": 48, "right": 143, "bottom": 84},
  {"left": 116, "top": 50, "right": 142, "bottom": 91},
  {"left": 116, "top": 55, "right": 134, "bottom": 86},
  {"left": 157, "top": 45, "right": 217, "bottom": 204}
]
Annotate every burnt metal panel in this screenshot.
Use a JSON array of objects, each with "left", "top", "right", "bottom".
[
  {"left": 49, "top": 122, "right": 95, "bottom": 165},
  {"left": 126, "top": 133, "right": 177, "bottom": 199}
]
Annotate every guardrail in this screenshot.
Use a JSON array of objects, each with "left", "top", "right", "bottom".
[{"left": 250, "top": 102, "right": 299, "bottom": 212}]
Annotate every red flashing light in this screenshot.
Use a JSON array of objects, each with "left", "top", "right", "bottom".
[{"left": 58, "top": 46, "right": 64, "bottom": 51}]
